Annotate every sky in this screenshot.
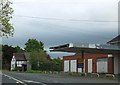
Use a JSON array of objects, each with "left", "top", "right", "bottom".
[{"left": 2, "top": 0, "right": 119, "bottom": 58}]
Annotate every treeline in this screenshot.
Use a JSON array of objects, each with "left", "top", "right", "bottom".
[{"left": 1, "top": 38, "right": 62, "bottom": 71}]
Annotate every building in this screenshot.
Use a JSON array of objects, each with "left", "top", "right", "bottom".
[
  {"left": 11, "top": 53, "right": 31, "bottom": 71},
  {"left": 107, "top": 35, "right": 120, "bottom": 75},
  {"left": 50, "top": 35, "right": 120, "bottom": 74},
  {"left": 63, "top": 54, "right": 114, "bottom": 74}
]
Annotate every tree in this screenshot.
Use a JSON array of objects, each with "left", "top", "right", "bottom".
[
  {"left": 52, "top": 57, "right": 62, "bottom": 71},
  {"left": 30, "top": 50, "right": 51, "bottom": 70},
  {"left": 14, "top": 45, "right": 24, "bottom": 52},
  {"left": 24, "top": 39, "right": 44, "bottom": 52},
  {"left": 0, "top": 0, "right": 14, "bottom": 37},
  {"left": 24, "top": 38, "right": 50, "bottom": 70},
  {"left": 2, "top": 45, "right": 16, "bottom": 70}
]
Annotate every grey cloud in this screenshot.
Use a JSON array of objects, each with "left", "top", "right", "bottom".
[{"left": 2, "top": 0, "right": 119, "bottom": 58}]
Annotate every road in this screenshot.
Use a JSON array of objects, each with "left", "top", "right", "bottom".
[{"left": 1, "top": 72, "right": 120, "bottom": 85}]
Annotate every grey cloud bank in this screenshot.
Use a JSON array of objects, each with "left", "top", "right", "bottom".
[{"left": 2, "top": 0, "right": 119, "bottom": 58}]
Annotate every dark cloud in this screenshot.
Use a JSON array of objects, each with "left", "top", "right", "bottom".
[{"left": 2, "top": 0, "right": 119, "bottom": 58}]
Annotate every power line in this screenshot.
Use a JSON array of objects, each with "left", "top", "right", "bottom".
[
  {"left": 12, "top": 15, "right": 118, "bottom": 39},
  {"left": 13, "top": 15, "right": 118, "bottom": 22}
]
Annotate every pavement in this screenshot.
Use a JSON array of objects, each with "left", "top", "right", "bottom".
[{"left": 0, "top": 71, "right": 120, "bottom": 85}]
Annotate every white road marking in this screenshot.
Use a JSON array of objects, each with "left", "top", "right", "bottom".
[
  {"left": 23, "top": 80, "right": 39, "bottom": 83},
  {"left": 23, "top": 80, "right": 47, "bottom": 85},
  {"left": 3, "top": 74, "right": 27, "bottom": 85},
  {"left": 16, "top": 82, "right": 19, "bottom": 83}
]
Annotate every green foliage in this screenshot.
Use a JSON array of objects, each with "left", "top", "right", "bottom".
[
  {"left": 2, "top": 45, "right": 15, "bottom": 63},
  {"left": 14, "top": 45, "right": 24, "bottom": 52},
  {"left": 52, "top": 57, "right": 62, "bottom": 65},
  {"left": 2, "top": 45, "right": 15, "bottom": 70},
  {"left": 31, "top": 55, "right": 62, "bottom": 71},
  {"left": 24, "top": 38, "right": 62, "bottom": 71},
  {"left": 24, "top": 39, "right": 44, "bottom": 52},
  {"left": 0, "top": 0, "right": 14, "bottom": 37},
  {"left": 24, "top": 38, "right": 53, "bottom": 71},
  {"left": 30, "top": 51, "right": 51, "bottom": 69},
  {"left": 52, "top": 57, "right": 62, "bottom": 71}
]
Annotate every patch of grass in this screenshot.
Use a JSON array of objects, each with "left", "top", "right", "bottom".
[
  {"left": 0, "top": 70, "right": 10, "bottom": 72},
  {"left": 25, "top": 70, "right": 43, "bottom": 73},
  {"left": 23, "top": 70, "right": 60, "bottom": 74}
]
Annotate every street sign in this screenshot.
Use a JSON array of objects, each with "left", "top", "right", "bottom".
[{"left": 77, "top": 63, "right": 84, "bottom": 68}]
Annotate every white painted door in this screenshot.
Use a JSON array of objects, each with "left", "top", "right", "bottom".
[
  {"left": 70, "top": 60, "right": 77, "bottom": 72},
  {"left": 88, "top": 59, "right": 92, "bottom": 73},
  {"left": 97, "top": 58, "right": 108, "bottom": 73},
  {"left": 64, "top": 60, "right": 69, "bottom": 72}
]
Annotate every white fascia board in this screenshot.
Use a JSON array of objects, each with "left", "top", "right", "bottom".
[
  {"left": 108, "top": 54, "right": 113, "bottom": 57},
  {"left": 89, "top": 44, "right": 96, "bottom": 48}
]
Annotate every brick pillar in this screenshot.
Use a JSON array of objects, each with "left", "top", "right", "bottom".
[{"left": 108, "top": 57, "right": 114, "bottom": 74}]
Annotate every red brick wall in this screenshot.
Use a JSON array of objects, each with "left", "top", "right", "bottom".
[
  {"left": 108, "top": 57, "right": 114, "bottom": 74},
  {"left": 84, "top": 54, "right": 108, "bottom": 73},
  {"left": 63, "top": 55, "right": 81, "bottom": 60},
  {"left": 63, "top": 55, "right": 81, "bottom": 72},
  {"left": 63, "top": 54, "right": 114, "bottom": 74}
]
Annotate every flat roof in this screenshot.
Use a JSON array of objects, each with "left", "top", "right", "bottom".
[{"left": 50, "top": 43, "right": 120, "bottom": 55}]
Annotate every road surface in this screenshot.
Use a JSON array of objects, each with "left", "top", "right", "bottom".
[{"left": 1, "top": 72, "right": 119, "bottom": 85}]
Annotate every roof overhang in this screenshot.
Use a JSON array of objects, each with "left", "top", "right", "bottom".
[
  {"left": 50, "top": 43, "right": 120, "bottom": 55},
  {"left": 107, "top": 35, "right": 120, "bottom": 44}
]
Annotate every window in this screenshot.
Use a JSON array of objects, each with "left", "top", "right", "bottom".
[{"left": 17, "top": 61, "right": 22, "bottom": 67}]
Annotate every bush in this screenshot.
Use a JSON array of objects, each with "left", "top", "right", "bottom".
[{"left": 31, "top": 62, "right": 62, "bottom": 71}]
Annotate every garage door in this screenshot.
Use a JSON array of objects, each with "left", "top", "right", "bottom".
[
  {"left": 97, "top": 58, "right": 108, "bottom": 73},
  {"left": 64, "top": 60, "right": 69, "bottom": 72},
  {"left": 70, "top": 60, "right": 77, "bottom": 72},
  {"left": 88, "top": 59, "right": 92, "bottom": 73}
]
